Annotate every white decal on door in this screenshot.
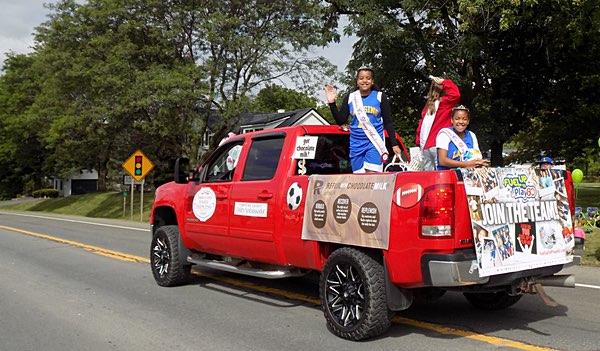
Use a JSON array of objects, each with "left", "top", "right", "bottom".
[
  {"left": 193, "top": 187, "right": 217, "bottom": 222},
  {"left": 234, "top": 202, "right": 268, "bottom": 217}
]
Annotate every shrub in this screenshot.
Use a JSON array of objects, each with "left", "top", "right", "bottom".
[{"left": 32, "top": 189, "right": 60, "bottom": 198}]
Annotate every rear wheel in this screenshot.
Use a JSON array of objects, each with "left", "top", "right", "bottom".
[
  {"left": 151, "top": 225, "right": 191, "bottom": 287},
  {"left": 463, "top": 291, "right": 523, "bottom": 310},
  {"left": 320, "top": 247, "right": 392, "bottom": 340}
]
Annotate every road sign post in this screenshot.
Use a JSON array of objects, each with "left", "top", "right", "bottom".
[
  {"left": 130, "top": 179, "right": 134, "bottom": 221},
  {"left": 122, "top": 150, "right": 154, "bottom": 223},
  {"left": 123, "top": 190, "right": 128, "bottom": 217},
  {"left": 140, "top": 179, "right": 144, "bottom": 223}
]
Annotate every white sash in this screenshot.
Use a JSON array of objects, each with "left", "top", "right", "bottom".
[
  {"left": 351, "top": 91, "right": 389, "bottom": 162},
  {"left": 439, "top": 128, "right": 468, "bottom": 157},
  {"left": 419, "top": 100, "right": 440, "bottom": 149}
]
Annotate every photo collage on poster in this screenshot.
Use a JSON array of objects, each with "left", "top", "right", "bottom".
[{"left": 461, "top": 167, "right": 574, "bottom": 277}]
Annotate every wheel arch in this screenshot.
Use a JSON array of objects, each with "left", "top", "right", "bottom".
[
  {"left": 318, "top": 243, "right": 384, "bottom": 267},
  {"left": 152, "top": 205, "right": 179, "bottom": 234}
]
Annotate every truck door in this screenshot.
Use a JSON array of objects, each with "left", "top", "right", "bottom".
[
  {"left": 228, "top": 133, "right": 286, "bottom": 263},
  {"left": 184, "top": 140, "right": 243, "bottom": 255}
]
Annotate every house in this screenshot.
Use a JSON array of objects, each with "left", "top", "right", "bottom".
[
  {"left": 199, "top": 108, "right": 329, "bottom": 156},
  {"left": 51, "top": 169, "right": 98, "bottom": 196},
  {"left": 237, "top": 108, "right": 329, "bottom": 133}
]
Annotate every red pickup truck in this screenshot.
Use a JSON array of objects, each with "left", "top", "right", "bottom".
[{"left": 150, "top": 125, "right": 578, "bottom": 340}]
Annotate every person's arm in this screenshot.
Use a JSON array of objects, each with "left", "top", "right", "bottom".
[
  {"left": 381, "top": 94, "right": 399, "bottom": 149},
  {"left": 329, "top": 94, "right": 350, "bottom": 125},
  {"left": 440, "top": 79, "right": 460, "bottom": 106},
  {"left": 437, "top": 149, "right": 488, "bottom": 169},
  {"left": 437, "top": 148, "right": 479, "bottom": 168}
]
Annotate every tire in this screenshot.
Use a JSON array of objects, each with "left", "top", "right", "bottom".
[
  {"left": 463, "top": 291, "right": 523, "bottom": 310},
  {"left": 151, "top": 225, "right": 192, "bottom": 287},
  {"left": 320, "top": 247, "right": 392, "bottom": 340}
]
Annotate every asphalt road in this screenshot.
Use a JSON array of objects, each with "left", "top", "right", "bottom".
[{"left": 1, "top": 210, "right": 600, "bottom": 351}]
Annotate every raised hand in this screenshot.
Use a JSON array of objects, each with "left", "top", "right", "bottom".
[
  {"left": 325, "top": 84, "right": 337, "bottom": 104},
  {"left": 431, "top": 76, "right": 445, "bottom": 85}
]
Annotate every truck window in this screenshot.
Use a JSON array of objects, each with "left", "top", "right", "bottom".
[
  {"left": 204, "top": 142, "right": 244, "bottom": 182},
  {"left": 299, "top": 134, "right": 352, "bottom": 175},
  {"left": 241, "top": 137, "right": 285, "bottom": 181}
]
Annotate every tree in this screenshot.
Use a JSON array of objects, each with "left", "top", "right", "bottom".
[
  {"left": 6, "top": 0, "right": 340, "bottom": 194},
  {"left": 505, "top": 0, "right": 600, "bottom": 170},
  {"left": 325, "top": 0, "right": 600, "bottom": 167},
  {"left": 0, "top": 53, "right": 48, "bottom": 198},
  {"left": 189, "top": 0, "right": 339, "bottom": 149},
  {"left": 251, "top": 84, "right": 319, "bottom": 112}
]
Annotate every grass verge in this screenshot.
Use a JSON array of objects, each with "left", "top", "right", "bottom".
[{"left": 1, "top": 191, "right": 155, "bottom": 223}]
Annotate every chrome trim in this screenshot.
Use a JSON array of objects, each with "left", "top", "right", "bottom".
[
  {"left": 428, "top": 260, "right": 489, "bottom": 286},
  {"left": 187, "top": 256, "right": 305, "bottom": 279},
  {"left": 536, "top": 274, "right": 575, "bottom": 288}
]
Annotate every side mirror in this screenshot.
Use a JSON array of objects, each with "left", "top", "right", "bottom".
[{"left": 174, "top": 158, "right": 190, "bottom": 184}]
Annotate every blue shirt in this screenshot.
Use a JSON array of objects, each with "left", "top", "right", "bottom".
[
  {"left": 348, "top": 90, "right": 384, "bottom": 156},
  {"left": 436, "top": 128, "right": 476, "bottom": 170}
]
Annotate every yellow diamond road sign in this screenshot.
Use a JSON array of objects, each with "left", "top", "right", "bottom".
[{"left": 122, "top": 149, "right": 154, "bottom": 182}]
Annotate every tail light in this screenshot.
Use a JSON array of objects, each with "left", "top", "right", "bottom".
[{"left": 419, "top": 184, "right": 454, "bottom": 237}]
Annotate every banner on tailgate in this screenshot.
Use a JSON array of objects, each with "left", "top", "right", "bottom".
[
  {"left": 460, "top": 167, "right": 575, "bottom": 277},
  {"left": 301, "top": 174, "right": 396, "bottom": 249}
]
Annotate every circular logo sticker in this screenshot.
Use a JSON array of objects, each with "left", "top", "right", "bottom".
[
  {"left": 357, "top": 202, "right": 380, "bottom": 234},
  {"left": 192, "top": 187, "right": 217, "bottom": 222},
  {"left": 311, "top": 200, "right": 327, "bottom": 229},
  {"left": 333, "top": 194, "right": 351, "bottom": 224}
]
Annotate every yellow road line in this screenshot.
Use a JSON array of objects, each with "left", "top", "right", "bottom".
[
  {"left": 392, "top": 316, "right": 558, "bottom": 351},
  {"left": 1, "top": 224, "right": 559, "bottom": 351},
  {"left": 0, "top": 225, "right": 150, "bottom": 264}
]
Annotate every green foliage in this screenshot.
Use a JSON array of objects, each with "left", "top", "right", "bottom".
[
  {"left": 575, "top": 183, "right": 600, "bottom": 209},
  {"left": 580, "top": 226, "right": 600, "bottom": 267},
  {"left": 31, "top": 189, "right": 60, "bottom": 198},
  {"left": 0, "top": 0, "right": 338, "bottom": 195},
  {"left": 0, "top": 54, "right": 48, "bottom": 197},
  {"left": 251, "top": 84, "right": 318, "bottom": 112},
  {"left": 328, "top": 0, "right": 600, "bottom": 167}
]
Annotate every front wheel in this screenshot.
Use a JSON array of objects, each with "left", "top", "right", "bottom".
[
  {"left": 463, "top": 291, "right": 523, "bottom": 310},
  {"left": 151, "top": 225, "right": 192, "bottom": 287},
  {"left": 320, "top": 247, "right": 392, "bottom": 340}
]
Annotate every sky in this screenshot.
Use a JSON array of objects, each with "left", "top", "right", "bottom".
[
  {"left": 0, "top": 0, "right": 357, "bottom": 82},
  {"left": 0, "top": 0, "right": 51, "bottom": 63}
]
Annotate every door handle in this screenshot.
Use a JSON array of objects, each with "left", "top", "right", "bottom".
[
  {"left": 257, "top": 192, "right": 273, "bottom": 200},
  {"left": 216, "top": 193, "right": 228, "bottom": 200}
]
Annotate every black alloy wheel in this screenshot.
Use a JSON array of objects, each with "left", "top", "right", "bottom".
[
  {"left": 150, "top": 225, "right": 191, "bottom": 287},
  {"left": 320, "top": 247, "right": 392, "bottom": 340}
]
